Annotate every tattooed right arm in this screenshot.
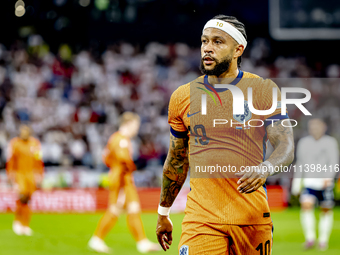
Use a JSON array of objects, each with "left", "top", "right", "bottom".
[{"left": 159, "top": 133, "right": 189, "bottom": 207}]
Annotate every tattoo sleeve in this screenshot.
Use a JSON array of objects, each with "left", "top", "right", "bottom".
[
  {"left": 159, "top": 133, "right": 189, "bottom": 207},
  {"left": 266, "top": 119, "right": 295, "bottom": 174}
]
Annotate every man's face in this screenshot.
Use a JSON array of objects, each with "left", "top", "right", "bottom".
[
  {"left": 308, "top": 119, "right": 326, "bottom": 140},
  {"left": 200, "top": 27, "right": 236, "bottom": 77},
  {"left": 19, "top": 126, "right": 31, "bottom": 141},
  {"left": 127, "top": 119, "right": 140, "bottom": 138}
]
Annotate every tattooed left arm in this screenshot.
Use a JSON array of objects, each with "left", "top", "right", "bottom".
[
  {"left": 237, "top": 119, "right": 294, "bottom": 193},
  {"left": 265, "top": 119, "right": 295, "bottom": 173}
]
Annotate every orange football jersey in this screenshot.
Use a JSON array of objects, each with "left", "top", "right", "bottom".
[
  {"left": 168, "top": 70, "right": 288, "bottom": 225},
  {"left": 102, "top": 131, "right": 135, "bottom": 173},
  {"left": 6, "top": 137, "right": 44, "bottom": 176}
]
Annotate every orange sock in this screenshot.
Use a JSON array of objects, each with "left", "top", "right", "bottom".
[
  {"left": 94, "top": 211, "right": 119, "bottom": 240},
  {"left": 15, "top": 200, "right": 23, "bottom": 224},
  {"left": 127, "top": 213, "right": 146, "bottom": 242},
  {"left": 21, "top": 204, "right": 31, "bottom": 227}
]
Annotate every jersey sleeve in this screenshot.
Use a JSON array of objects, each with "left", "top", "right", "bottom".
[
  {"left": 262, "top": 80, "right": 289, "bottom": 128},
  {"left": 327, "top": 137, "right": 339, "bottom": 178},
  {"left": 294, "top": 138, "right": 305, "bottom": 178},
  {"left": 6, "top": 139, "right": 16, "bottom": 175},
  {"left": 102, "top": 146, "right": 111, "bottom": 168},
  {"left": 168, "top": 87, "right": 188, "bottom": 138},
  {"left": 33, "top": 140, "right": 44, "bottom": 175}
]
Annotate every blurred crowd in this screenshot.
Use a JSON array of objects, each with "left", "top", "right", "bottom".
[{"left": 0, "top": 35, "right": 340, "bottom": 172}]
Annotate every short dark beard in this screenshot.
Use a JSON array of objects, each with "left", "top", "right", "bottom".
[{"left": 199, "top": 55, "right": 232, "bottom": 77}]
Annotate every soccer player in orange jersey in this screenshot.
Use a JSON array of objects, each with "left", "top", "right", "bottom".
[
  {"left": 88, "top": 112, "right": 160, "bottom": 253},
  {"left": 156, "top": 15, "right": 295, "bottom": 255},
  {"left": 6, "top": 125, "right": 44, "bottom": 236}
]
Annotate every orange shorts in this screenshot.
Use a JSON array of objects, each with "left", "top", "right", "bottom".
[
  {"left": 15, "top": 173, "right": 36, "bottom": 197},
  {"left": 108, "top": 168, "right": 140, "bottom": 206},
  {"left": 179, "top": 221, "right": 273, "bottom": 255}
]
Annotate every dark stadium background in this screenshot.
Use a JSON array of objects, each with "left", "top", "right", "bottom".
[
  {"left": 1, "top": 0, "right": 340, "bottom": 63},
  {"left": 0, "top": 1, "right": 340, "bottom": 254}
]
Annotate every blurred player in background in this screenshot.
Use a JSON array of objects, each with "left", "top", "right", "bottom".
[
  {"left": 6, "top": 125, "right": 44, "bottom": 236},
  {"left": 88, "top": 112, "right": 160, "bottom": 253},
  {"left": 292, "top": 118, "right": 339, "bottom": 251},
  {"left": 156, "top": 15, "right": 294, "bottom": 254}
]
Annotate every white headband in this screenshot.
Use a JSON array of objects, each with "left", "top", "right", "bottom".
[{"left": 203, "top": 19, "right": 247, "bottom": 49}]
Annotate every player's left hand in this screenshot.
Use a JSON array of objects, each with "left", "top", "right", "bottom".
[{"left": 236, "top": 164, "right": 270, "bottom": 194}]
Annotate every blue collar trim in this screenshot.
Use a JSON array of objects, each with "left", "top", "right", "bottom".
[{"left": 203, "top": 70, "right": 244, "bottom": 92}]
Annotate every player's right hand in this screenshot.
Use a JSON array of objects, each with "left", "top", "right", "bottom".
[
  {"left": 322, "top": 179, "right": 332, "bottom": 189},
  {"left": 156, "top": 215, "right": 173, "bottom": 251},
  {"left": 34, "top": 174, "right": 43, "bottom": 188}
]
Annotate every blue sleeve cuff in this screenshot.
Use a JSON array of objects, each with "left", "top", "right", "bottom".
[
  {"left": 170, "top": 127, "right": 188, "bottom": 138},
  {"left": 264, "top": 114, "right": 289, "bottom": 128}
]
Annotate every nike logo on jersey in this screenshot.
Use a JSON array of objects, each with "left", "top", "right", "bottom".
[{"left": 187, "top": 111, "right": 200, "bottom": 118}]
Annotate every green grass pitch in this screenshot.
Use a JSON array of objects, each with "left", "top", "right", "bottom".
[{"left": 0, "top": 208, "right": 340, "bottom": 255}]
